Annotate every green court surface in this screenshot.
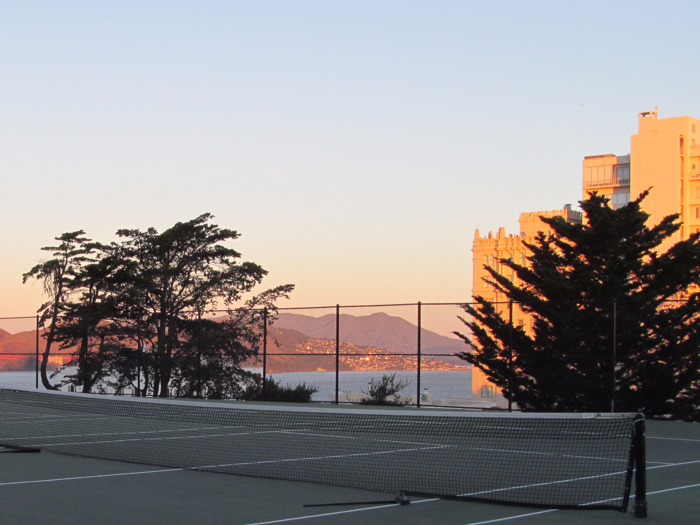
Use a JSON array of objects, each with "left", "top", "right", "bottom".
[{"left": 1, "top": 419, "right": 698, "bottom": 525}]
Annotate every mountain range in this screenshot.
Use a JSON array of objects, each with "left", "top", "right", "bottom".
[
  {"left": 273, "top": 312, "right": 465, "bottom": 355},
  {"left": 0, "top": 312, "right": 469, "bottom": 372}
]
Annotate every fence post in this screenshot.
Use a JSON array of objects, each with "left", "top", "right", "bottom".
[
  {"left": 196, "top": 313, "right": 202, "bottom": 399},
  {"left": 612, "top": 299, "right": 617, "bottom": 413},
  {"left": 35, "top": 315, "right": 40, "bottom": 390},
  {"left": 335, "top": 304, "right": 340, "bottom": 404},
  {"left": 417, "top": 302, "right": 422, "bottom": 408},
  {"left": 262, "top": 308, "right": 268, "bottom": 401},
  {"left": 136, "top": 319, "right": 141, "bottom": 397},
  {"left": 508, "top": 300, "right": 513, "bottom": 412}
]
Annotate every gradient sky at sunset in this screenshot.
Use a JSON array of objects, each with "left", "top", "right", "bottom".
[{"left": 2, "top": 1, "right": 700, "bottom": 317}]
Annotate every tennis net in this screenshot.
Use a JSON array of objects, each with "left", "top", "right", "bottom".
[{"left": 0, "top": 389, "right": 646, "bottom": 515}]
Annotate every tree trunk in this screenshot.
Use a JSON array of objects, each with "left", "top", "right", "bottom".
[
  {"left": 40, "top": 320, "right": 60, "bottom": 390},
  {"left": 79, "top": 328, "right": 90, "bottom": 393}
]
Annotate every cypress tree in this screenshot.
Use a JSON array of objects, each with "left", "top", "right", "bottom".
[{"left": 457, "top": 192, "right": 700, "bottom": 419}]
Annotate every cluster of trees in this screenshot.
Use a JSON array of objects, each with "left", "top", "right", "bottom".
[
  {"left": 24, "top": 214, "right": 293, "bottom": 398},
  {"left": 457, "top": 192, "right": 700, "bottom": 420}
]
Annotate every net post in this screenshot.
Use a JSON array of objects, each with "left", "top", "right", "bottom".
[
  {"left": 35, "top": 315, "right": 40, "bottom": 389},
  {"left": 335, "top": 304, "right": 340, "bottom": 404},
  {"left": 633, "top": 415, "right": 647, "bottom": 518},
  {"left": 262, "top": 308, "right": 268, "bottom": 401},
  {"left": 416, "top": 301, "right": 421, "bottom": 408}
]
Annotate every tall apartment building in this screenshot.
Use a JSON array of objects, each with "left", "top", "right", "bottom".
[
  {"left": 469, "top": 110, "right": 699, "bottom": 403},
  {"left": 473, "top": 109, "right": 700, "bottom": 300},
  {"left": 584, "top": 109, "right": 700, "bottom": 253}
]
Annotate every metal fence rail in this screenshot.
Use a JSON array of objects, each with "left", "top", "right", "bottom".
[{"left": 6, "top": 297, "right": 682, "bottom": 411}]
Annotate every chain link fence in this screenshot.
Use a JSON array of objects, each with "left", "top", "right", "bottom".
[{"left": 7, "top": 298, "right": 681, "bottom": 410}]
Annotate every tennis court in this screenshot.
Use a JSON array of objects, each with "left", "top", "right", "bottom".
[{"left": 1, "top": 390, "right": 698, "bottom": 524}]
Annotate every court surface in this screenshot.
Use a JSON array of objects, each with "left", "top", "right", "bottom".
[{"left": 1, "top": 414, "right": 699, "bottom": 524}]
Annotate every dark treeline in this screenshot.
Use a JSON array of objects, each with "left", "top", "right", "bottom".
[
  {"left": 24, "top": 214, "right": 293, "bottom": 398},
  {"left": 457, "top": 192, "right": 700, "bottom": 420}
]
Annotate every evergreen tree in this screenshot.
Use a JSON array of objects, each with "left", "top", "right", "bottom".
[
  {"left": 112, "top": 213, "right": 293, "bottom": 397},
  {"left": 52, "top": 247, "right": 126, "bottom": 393},
  {"left": 456, "top": 192, "right": 700, "bottom": 419},
  {"left": 23, "top": 231, "right": 94, "bottom": 389},
  {"left": 26, "top": 215, "right": 293, "bottom": 399}
]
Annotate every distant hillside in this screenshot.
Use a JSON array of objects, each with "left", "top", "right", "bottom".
[
  {"left": 0, "top": 328, "right": 67, "bottom": 371},
  {"left": 256, "top": 325, "right": 468, "bottom": 373},
  {"left": 273, "top": 312, "right": 466, "bottom": 355},
  {"left": 0, "top": 329, "right": 38, "bottom": 354}
]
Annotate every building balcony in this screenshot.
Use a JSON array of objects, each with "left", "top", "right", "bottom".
[{"left": 583, "top": 175, "right": 630, "bottom": 189}]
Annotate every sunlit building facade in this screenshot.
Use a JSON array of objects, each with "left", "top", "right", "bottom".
[
  {"left": 473, "top": 109, "right": 700, "bottom": 301},
  {"left": 469, "top": 109, "right": 700, "bottom": 402},
  {"left": 472, "top": 207, "right": 582, "bottom": 304}
]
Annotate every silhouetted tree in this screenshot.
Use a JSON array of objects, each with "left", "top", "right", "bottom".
[
  {"left": 52, "top": 248, "right": 127, "bottom": 393},
  {"left": 23, "top": 231, "right": 94, "bottom": 389},
  {"left": 27, "top": 215, "right": 293, "bottom": 399},
  {"left": 112, "top": 213, "right": 293, "bottom": 397},
  {"left": 457, "top": 192, "right": 700, "bottom": 419}
]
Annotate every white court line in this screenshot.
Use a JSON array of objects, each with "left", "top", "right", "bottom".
[
  {"left": 648, "top": 436, "right": 700, "bottom": 443},
  {"left": 647, "top": 482, "right": 700, "bottom": 495},
  {"left": 458, "top": 482, "right": 700, "bottom": 525},
  {"left": 0, "top": 415, "right": 115, "bottom": 423},
  {"left": 279, "top": 431, "right": 356, "bottom": 440},
  {"left": 0, "top": 424, "right": 247, "bottom": 442},
  {"left": 458, "top": 510, "right": 558, "bottom": 525},
  {"left": 376, "top": 439, "right": 440, "bottom": 446},
  {"left": 472, "top": 447, "right": 551, "bottom": 456},
  {"left": 0, "top": 468, "right": 182, "bottom": 486},
  {"left": 457, "top": 469, "right": 627, "bottom": 497},
  {"left": 242, "top": 503, "right": 403, "bottom": 525},
  {"left": 31, "top": 429, "right": 296, "bottom": 447},
  {"left": 197, "top": 445, "right": 448, "bottom": 470},
  {"left": 455, "top": 457, "right": 700, "bottom": 499},
  {"left": 648, "top": 459, "right": 700, "bottom": 470},
  {"left": 243, "top": 498, "right": 440, "bottom": 525},
  {"left": 242, "top": 480, "right": 700, "bottom": 525},
  {"left": 0, "top": 458, "right": 698, "bottom": 525}
]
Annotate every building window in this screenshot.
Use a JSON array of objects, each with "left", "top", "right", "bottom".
[
  {"left": 611, "top": 193, "right": 630, "bottom": 209},
  {"left": 482, "top": 255, "right": 488, "bottom": 267},
  {"left": 696, "top": 207, "right": 700, "bottom": 219},
  {"left": 520, "top": 254, "right": 526, "bottom": 266},
  {"left": 480, "top": 385, "right": 495, "bottom": 398},
  {"left": 615, "top": 165, "right": 630, "bottom": 184},
  {"left": 584, "top": 165, "right": 616, "bottom": 187}
]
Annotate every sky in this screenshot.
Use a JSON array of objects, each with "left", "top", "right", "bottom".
[{"left": 2, "top": 0, "right": 700, "bottom": 320}]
